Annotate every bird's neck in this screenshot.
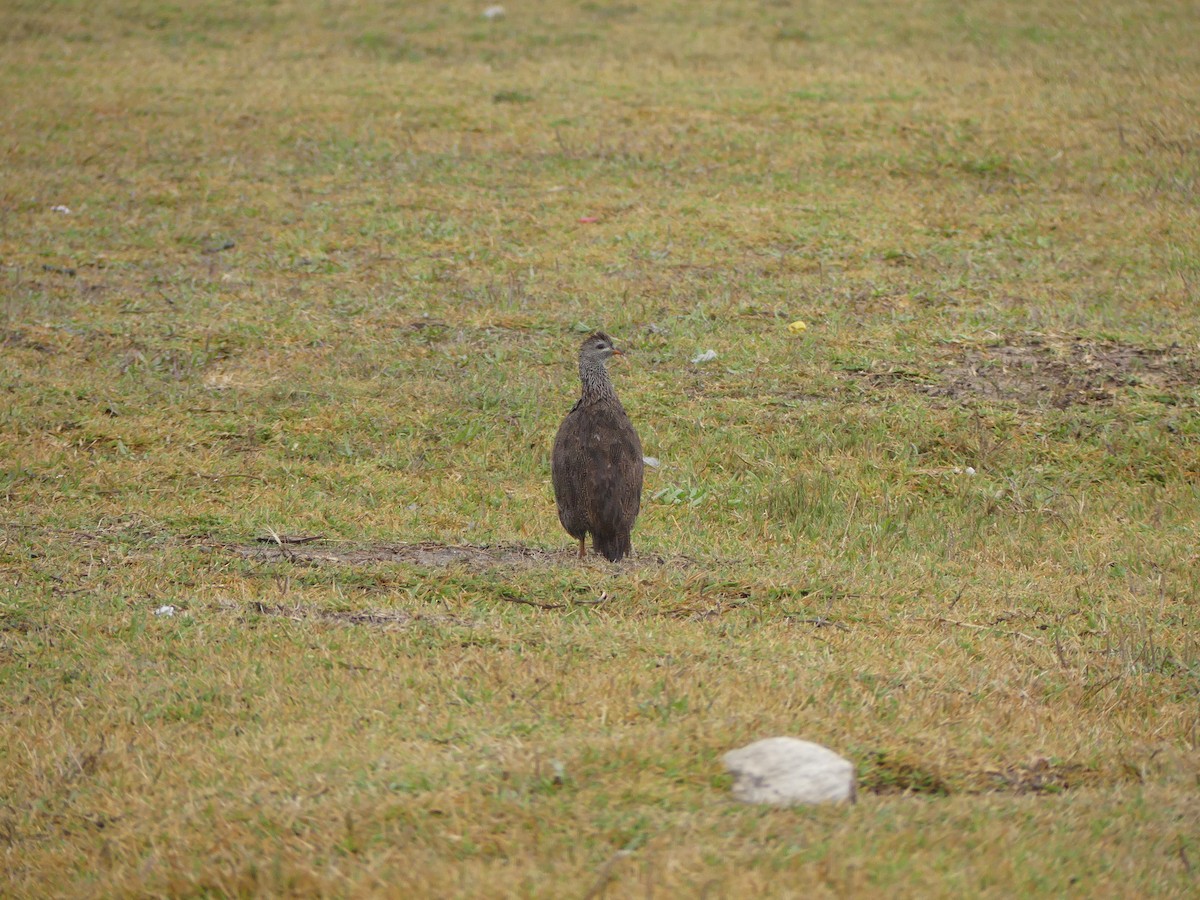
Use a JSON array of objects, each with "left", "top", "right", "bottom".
[{"left": 579, "top": 357, "right": 618, "bottom": 402}]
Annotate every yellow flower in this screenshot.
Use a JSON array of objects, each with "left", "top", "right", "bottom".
[{"left": 788, "top": 320, "right": 808, "bottom": 334}]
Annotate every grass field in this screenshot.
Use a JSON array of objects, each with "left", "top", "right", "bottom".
[{"left": 2, "top": 0, "right": 1199, "bottom": 895}]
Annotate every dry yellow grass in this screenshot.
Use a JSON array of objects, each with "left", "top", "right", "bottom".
[{"left": 2, "top": 0, "right": 1199, "bottom": 896}]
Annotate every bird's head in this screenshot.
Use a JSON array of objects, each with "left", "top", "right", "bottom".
[{"left": 580, "top": 331, "right": 622, "bottom": 363}]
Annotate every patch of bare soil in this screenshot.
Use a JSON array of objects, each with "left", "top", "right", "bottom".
[
  {"left": 864, "top": 337, "right": 1198, "bottom": 408},
  {"left": 985, "top": 756, "right": 1088, "bottom": 794},
  {"left": 3, "top": 327, "right": 59, "bottom": 353},
  {"left": 864, "top": 750, "right": 1108, "bottom": 796},
  {"left": 232, "top": 537, "right": 675, "bottom": 570},
  {"left": 214, "top": 598, "right": 471, "bottom": 631}
]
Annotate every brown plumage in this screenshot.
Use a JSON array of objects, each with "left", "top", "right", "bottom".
[{"left": 552, "top": 332, "right": 644, "bottom": 562}]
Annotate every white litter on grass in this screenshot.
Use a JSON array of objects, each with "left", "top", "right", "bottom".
[
  {"left": 643, "top": 456, "right": 661, "bottom": 468},
  {"left": 952, "top": 466, "right": 978, "bottom": 476},
  {"left": 691, "top": 349, "right": 718, "bottom": 364},
  {"left": 51, "top": 205, "right": 72, "bottom": 214},
  {"left": 724, "top": 737, "right": 856, "bottom": 806},
  {"left": 154, "top": 605, "right": 177, "bottom": 617},
  {"left": 483, "top": 5, "right": 505, "bottom": 19}
]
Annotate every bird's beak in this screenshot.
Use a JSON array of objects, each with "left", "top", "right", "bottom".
[{"left": 611, "top": 347, "right": 624, "bottom": 356}]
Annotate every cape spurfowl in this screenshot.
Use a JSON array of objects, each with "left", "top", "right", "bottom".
[{"left": 551, "top": 332, "right": 644, "bottom": 562}]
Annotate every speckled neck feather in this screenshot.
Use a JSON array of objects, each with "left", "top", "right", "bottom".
[{"left": 579, "top": 353, "right": 617, "bottom": 402}]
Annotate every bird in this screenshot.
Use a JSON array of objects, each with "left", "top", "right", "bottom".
[{"left": 552, "top": 331, "right": 644, "bottom": 562}]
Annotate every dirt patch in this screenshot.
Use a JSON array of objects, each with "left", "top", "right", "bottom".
[
  {"left": 862, "top": 750, "right": 951, "bottom": 796},
  {"left": 214, "top": 598, "right": 472, "bottom": 631},
  {"left": 986, "top": 757, "right": 1087, "bottom": 794},
  {"left": 231, "top": 538, "right": 675, "bottom": 570},
  {"left": 3, "top": 327, "right": 59, "bottom": 354},
  {"left": 864, "top": 337, "right": 1198, "bottom": 408},
  {"left": 5, "top": 524, "right": 679, "bottom": 571},
  {"left": 863, "top": 751, "right": 1105, "bottom": 796}
]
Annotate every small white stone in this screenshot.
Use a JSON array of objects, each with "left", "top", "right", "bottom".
[
  {"left": 691, "top": 349, "right": 718, "bottom": 364},
  {"left": 965, "top": 466, "right": 976, "bottom": 476},
  {"left": 154, "top": 605, "right": 177, "bottom": 617},
  {"left": 51, "top": 205, "right": 72, "bottom": 214},
  {"left": 482, "top": 5, "right": 505, "bottom": 19},
  {"left": 723, "top": 737, "right": 856, "bottom": 806},
  {"left": 642, "top": 456, "right": 661, "bottom": 468}
]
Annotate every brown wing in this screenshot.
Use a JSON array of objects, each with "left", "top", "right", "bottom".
[
  {"left": 592, "top": 404, "right": 643, "bottom": 533},
  {"left": 579, "top": 401, "right": 643, "bottom": 560},
  {"left": 551, "top": 399, "right": 589, "bottom": 541}
]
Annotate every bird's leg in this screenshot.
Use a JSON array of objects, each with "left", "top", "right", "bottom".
[{"left": 578, "top": 538, "right": 586, "bottom": 559}]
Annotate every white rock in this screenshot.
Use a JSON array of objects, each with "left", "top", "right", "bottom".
[
  {"left": 642, "top": 456, "right": 661, "bottom": 468},
  {"left": 691, "top": 349, "right": 718, "bottom": 364},
  {"left": 154, "top": 605, "right": 177, "bottom": 617},
  {"left": 51, "top": 205, "right": 72, "bottom": 214},
  {"left": 965, "top": 466, "right": 976, "bottom": 476},
  {"left": 482, "top": 5, "right": 505, "bottom": 19},
  {"left": 723, "top": 737, "right": 856, "bottom": 806}
]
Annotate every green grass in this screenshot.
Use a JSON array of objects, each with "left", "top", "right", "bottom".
[{"left": 2, "top": 0, "right": 1199, "bottom": 895}]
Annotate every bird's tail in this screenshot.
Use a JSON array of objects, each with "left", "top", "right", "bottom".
[{"left": 593, "top": 531, "right": 632, "bottom": 562}]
